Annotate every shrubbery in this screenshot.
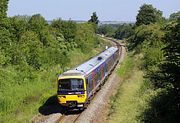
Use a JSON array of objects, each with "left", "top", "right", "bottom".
[
  {"left": 128, "top": 4, "right": 180, "bottom": 122},
  {"left": 0, "top": 2, "right": 100, "bottom": 121}
]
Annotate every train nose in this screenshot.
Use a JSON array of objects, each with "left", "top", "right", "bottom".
[{"left": 67, "top": 101, "right": 77, "bottom": 107}]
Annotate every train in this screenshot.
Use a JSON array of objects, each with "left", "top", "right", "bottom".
[{"left": 57, "top": 46, "right": 120, "bottom": 109}]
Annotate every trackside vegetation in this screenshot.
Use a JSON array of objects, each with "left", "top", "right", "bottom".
[
  {"left": 108, "top": 54, "right": 155, "bottom": 123},
  {"left": 107, "top": 3, "right": 180, "bottom": 123},
  {"left": 0, "top": 1, "right": 112, "bottom": 122}
]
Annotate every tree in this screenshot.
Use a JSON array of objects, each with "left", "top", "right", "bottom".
[
  {"left": 75, "top": 23, "right": 96, "bottom": 53},
  {"left": 88, "top": 12, "right": 99, "bottom": 25},
  {"left": 162, "top": 18, "right": 180, "bottom": 90},
  {"left": 19, "top": 31, "right": 43, "bottom": 69},
  {"left": 28, "top": 14, "right": 48, "bottom": 33},
  {"left": 114, "top": 24, "right": 134, "bottom": 39},
  {"left": 28, "top": 14, "right": 53, "bottom": 46},
  {"left": 97, "top": 24, "right": 117, "bottom": 37},
  {"left": 136, "top": 4, "right": 163, "bottom": 26},
  {"left": 169, "top": 11, "right": 180, "bottom": 21},
  {"left": 8, "top": 17, "right": 28, "bottom": 41},
  {"left": 141, "top": 19, "right": 180, "bottom": 123},
  {"left": 0, "top": 0, "right": 9, "bottom": 20},
  {"left": 51, "top": 19, "right": 77, "bottom": 42},
  {"left": 0, "top": 28, "right": 11, "bottom": 66}
]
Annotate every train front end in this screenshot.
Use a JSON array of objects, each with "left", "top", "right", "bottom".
[{"left": 57, "top": 75, "right": 87, "bottom": 108}]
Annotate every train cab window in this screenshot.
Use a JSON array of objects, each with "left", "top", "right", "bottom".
[
  {"left": 71, "top": 79, "right": 84, "bottom": 91},
  {"left": 58, "top": 79, "right": 84, "bottom": 91}
]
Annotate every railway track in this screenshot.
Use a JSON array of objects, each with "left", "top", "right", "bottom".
[
  {"left": 57, "top": 110, "right": 81, "bottom": 123},
  {"left": 56, "top": 38, "right": 124, "bottom": 123}
]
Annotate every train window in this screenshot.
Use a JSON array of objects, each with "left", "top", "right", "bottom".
[
  {"left": 101, "top": 64, "right": 105, "bottom": 77},
  {"left": 71, "top": 79, "right": 84, "bottom": 91},
  {"left": 94, "top": 70, "right": 99, "bottom": 85},
  {"left": 88, "top": 75, "right": 93, "bottom": 92},
  {"left": 58, "top": 79, "right": 71, "bottom": 90},
  {"left": 86, "top": 78, "right": 88, "bottom": 85},
  {"left": 105, "top": 62, "right": 108, "bottom": 74},
  {"left": 58, "top": 79, "right": 84, "bottom": 91}
]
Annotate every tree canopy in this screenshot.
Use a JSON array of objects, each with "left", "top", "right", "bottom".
[
  {"left": 169, "top": 11, "right": 180, "bottom": 21},
  {"left": 88, "top": 12, "right": 99, "bottom": 25},
  {"left": 128, "top": 4, "right": 180, "bottom": 122},
  {"left": 136, "top": 4, "right": 163, "bottom": 26},
  {"left": 0, "top": 0, "right": 9, "bottom": 20},
  {"left": 114, "top": 24, "right": 134, "bottom": 40}
]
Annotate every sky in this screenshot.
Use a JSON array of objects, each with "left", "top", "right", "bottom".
[{"left": 7, "top": 0, "right": 180, "bottom": 21}]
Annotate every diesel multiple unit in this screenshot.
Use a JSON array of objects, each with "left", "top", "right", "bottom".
[{"left": 57, "top": 47, "right": 119, "bottom": 108}]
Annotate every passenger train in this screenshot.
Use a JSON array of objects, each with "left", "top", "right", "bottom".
[{"left": 57, "top": 46, "right": 119, "bottom": 109}]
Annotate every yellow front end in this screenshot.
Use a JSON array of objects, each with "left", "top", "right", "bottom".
[
  {"left": 57, "top": 76, "right": 87, "bottom": 107},
  {"left": 58, "top": 94, "right": 86, "bottom": 106}
]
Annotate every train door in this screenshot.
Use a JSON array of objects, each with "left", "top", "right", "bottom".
[
  {"left": 86, "top": 75, "right": 93, "bottom": 98},
  {"left": 105, "top": 61, "right": 108, "bottom": 77}
]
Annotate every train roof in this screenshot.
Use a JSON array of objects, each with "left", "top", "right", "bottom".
[{"left": 59, "top": 47, "right": 118, "bottom": 78}]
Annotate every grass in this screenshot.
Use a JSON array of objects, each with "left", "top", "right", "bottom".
[
  {"left": 0, "top": 38, "right": 110, "bottom": 123},
  {"left": 107, "top": 53, "right": 156, "bottom": 123},
  {"left": 0, "top": 66, "right": 58, "bottom": 123},
  {"left": 117, "top": 54, "right": 133, "bottom": 77}
]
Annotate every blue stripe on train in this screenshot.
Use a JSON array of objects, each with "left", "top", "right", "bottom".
[{"left": 58, "top": 91, "right": 85, "bottom": 95}]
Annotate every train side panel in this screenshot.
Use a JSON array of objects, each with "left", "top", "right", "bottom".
[{"left": 85, "top": 49, "right": 119, "bottom": 100}]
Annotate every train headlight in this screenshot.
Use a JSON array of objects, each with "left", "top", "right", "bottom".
[
  {"left": 59, "top": 96, "right": 66, "bottom": 98},
  {"left": 77, "top": 95, "right": 85, "bottom": 98}
]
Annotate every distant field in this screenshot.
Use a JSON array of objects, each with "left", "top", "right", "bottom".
[{"left": 47, "top": 20, "right": 135, "bottom": 25}]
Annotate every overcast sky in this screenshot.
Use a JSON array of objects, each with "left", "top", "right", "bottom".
[{"left": 7, "top": 0, "right": 180, "bottom": 21}]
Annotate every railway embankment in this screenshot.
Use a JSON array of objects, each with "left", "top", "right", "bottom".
[{"left": 106, "top": 53, "right": 157, "bottom": 123}]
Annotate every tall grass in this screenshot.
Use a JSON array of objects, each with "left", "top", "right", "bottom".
[
  {"left": 0, "top": 65, "right": 59, "bottom": 123},
  {"left": 117, "top": 54, "right": 133, "bottom": 77},
  {"left": 108, "top": 54, "right": 156, "bottom": 123}
]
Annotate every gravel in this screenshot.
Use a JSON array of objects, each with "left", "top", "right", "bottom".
[{"left": 32, "top": 113, "right": 62, "bottom": 123}]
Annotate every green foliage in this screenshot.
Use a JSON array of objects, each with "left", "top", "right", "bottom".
[
  {"left": 128, "top": 23, "right": 164, "bottom": 52},
  {"left": 117, "top": 54, "right": 133, "bottom": 76},
  {"left": 88, "top": 12, "right": 99, "bottom": 25},
  {"left": 0, "top": 50, "right": 10, "bottom": 66},
  {"left": 29, "top": 14, "right": 48, "bottom": 32},
  {"left": 19, "top": 31, "right": 43, "bottom": 69},
  {"left": 141, "top": 24, "right": 165, "bottom": 67},
  {"left": 97, "top": 24, "right": 117, "bottom": 37},
  {"left": 8, "top": 17, "right": 28, "bottom": 41},
  {"left": 0, "top": 0, "right": 9, "bottom": 20},
  {"left": 108, "top": 54, "right": 155, "bottom": 123},
  {"left": 97, "top": 23, "right": 134, "bottom": 40},
  {"left": 159, "top": 19, "right": 180, "bottom": 109},
  {"left": 51, "top": 19, "right": 77, "bottom": 42},
  {"left": 88, "top": 12, "right": 99, "bottom": 32},
  {"left": 136, "top": 4, "right": 163, "bottom": 26},
  {"left": 128, "top": 23, "right": 166, "bottom": 89},
  {"left": 169, "top": 11, "right": 180, "bottom": 21},
  {"left": 28, "top": 14, "right": 51, "bottom": 46},
  {"left": 114, "top": 24, "right": 134, "bottom": 40},
  {"left": 130, "top": 6, "right": 180, "bottom": 121},
  {"left": 0, "top": 10, "right": 105, "bottom": 122},
  {"left": 75, "top": 23, "right": 97, "bottom": 53},
  {"left": 0, "top": 27, "right": 12, "bottom": 51},
  {"left": 105, "top": 4, "right": 180, "bottom": 122}
]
